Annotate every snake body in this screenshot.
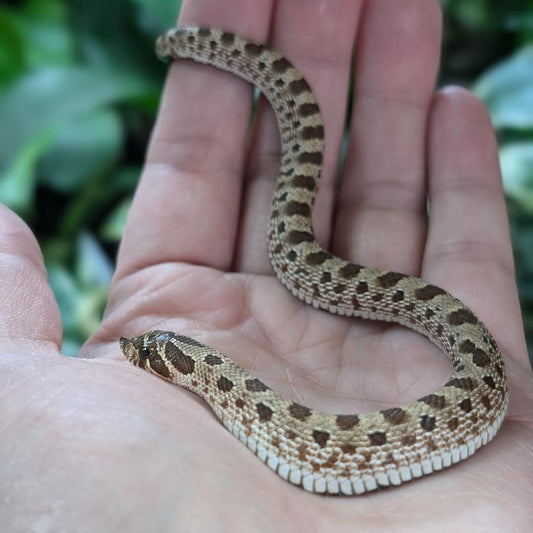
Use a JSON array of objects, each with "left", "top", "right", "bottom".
[{"left": 120, "top": 27, "right": 508, "bottom": 495}]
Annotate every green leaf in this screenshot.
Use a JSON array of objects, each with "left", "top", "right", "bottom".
[
  {"left": 131, "top": 0, "right": 182, "bottom": 30},
  {"left": 0, "top": 128, "right": 58, "bottom": 214},
  {"left": 61, "top": 339, "right": 81, "bottom": 358},
  {"left": 18, "top": 0, "right": 75, "bottom": 69},
  {"left": 38, "top": 109, "right": 123, "bottom": 192},
  {"left": 24, "top": 0, "right": 65, "bottom": 19},
  {"left": 47, "top": 262, "right": 82, "bottom": 337},
  {"left": 0, "top": 64, "right": 157, "bottom": 177},
  {"left": 76, "top": 232, "right": 113, "bottom": 289},
  {"left": 75, "top": 233, "right": 111, "bottom": 338},
  {"left": 0, "top": 8, "right": 25, "bottom": 89},
  {"left": 474, "top": 45, "right": 533, "bottom": 129},
  {"left": 500, "top": 141, "right": 533, "bottom": 210},
  {"left": 68, "top": 0, "right": 164, "bottom": 76},
  {"left": 46, "top": 233, "right": 112, "bottom": 353},
  {"left": 100, "top": 196, "right": 132, "bottom": 242}
]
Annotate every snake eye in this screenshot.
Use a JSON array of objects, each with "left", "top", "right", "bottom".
[{"left": 140, "top": 347, "right": 151, "bottom": 359}]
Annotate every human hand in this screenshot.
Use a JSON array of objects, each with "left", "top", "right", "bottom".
[{"left": 1, "top": 0, "right": 532, "bottom": 530}]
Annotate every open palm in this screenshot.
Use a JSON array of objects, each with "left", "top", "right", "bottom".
[{"left": 2, "top": 0, "right": 532, "bottom": 531}]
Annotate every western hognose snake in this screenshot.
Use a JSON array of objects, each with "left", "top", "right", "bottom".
[{"left": 120, "top": 27, "right": 508, "bottom": 495}]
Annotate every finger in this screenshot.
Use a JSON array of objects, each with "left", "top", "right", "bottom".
[
  {"left": 0, "top": 205, "right": 61, "bottom": 351},
  {"left": 424, "top": 87, "right": 528, "bottom": 366},
  {"left": 115, "top": 0, "right": 275, "bottom": 279},
  {"left": 335, "top": 0, "right": 442, "bottom": 274},
  {"left": 235, "top": 0, "right": 363, "bottom": 273}
]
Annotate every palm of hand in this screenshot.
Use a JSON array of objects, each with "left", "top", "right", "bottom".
[{"left": 2, "top": 1, "right": 533, "bottom": 531}]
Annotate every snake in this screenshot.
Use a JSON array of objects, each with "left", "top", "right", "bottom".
[{"left": 119, "top": 27, "right": 508, "bottom": 496}]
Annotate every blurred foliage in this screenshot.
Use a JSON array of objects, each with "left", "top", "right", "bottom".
[
  {"left": 0, "top": 0, "right": 180, "bottom": 355},
  {"left": 0, "top": 0, "right": 532, "bottom": 360}
]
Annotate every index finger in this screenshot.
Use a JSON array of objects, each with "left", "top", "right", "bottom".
[{"left": 115, "top": 0, "right": 275, "bottom": 279}]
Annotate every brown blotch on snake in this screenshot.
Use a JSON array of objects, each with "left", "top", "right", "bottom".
[
  {"left": 285, "top": 201, "right": 311, "bottom": 217},
  {"left": 298, "top": 102, "right": 320, "bottom": 117},
  {"left": 335, "top": 414, "right": 360, "bottom": 431},
  {"left": 445, "top": 377, "right": 476, "bottom": 391},
  {"left": 459, "top": 399, "right": 473, "bottom": 413},
  {"left": 289, "top": 78, "right": 311, "bottom": 95},
  {"left": 483, "top": 375, "right": 496, "bottom": 389},
  {"left": 320, "top": 271, "right": 332, "bottom": 283},
  {"left": 288, "top": 230, "right": 314, "bottom": 245},
  {"left": 300, "top": 125, "right": 324, "bottom": 140},
  {"left": 481, "top": 395, "right": 492, "bottom": 410},
  {"left": 333, "top": 284, "right": 346, "bottom": 294},
  {"left": 306, "top": 251, "right": 332, "bottom": 266},
  {"left": 339, "top": 263, "right": 363, "bottom": 279},
  {"left": 216, "top": 376, "right": 234, "bottom": 392},
  {"left": 288, "top": 403, "right": 312, "bottom": 421},
  {"left": 292, "top": 175, "right": 315, "bottom": 190},
  {"left": 381, "top": 407, "right": 408, "bottom": 426},
  {"left": 120, "top": 27, "right": 508, "bottom": 496},
  {"left": 165, "top": 343, "right": 195, "bottom": 375},
  {"left": 256, "top": 402, "right": 274, "bottom": 422},
  {"left": 221, "top": 32, "right": 234, "bottom": 46},
  {"left": 420, "top": 415, "right": 436, "bottom": 432},
  {"left": 419, "top": 394, "right": 446, "bottom": 409},
  {"left": 459, "top": 339, "right": 491, "bottom": 368},
  {"left": 244, "top": 42, "right": 265, "bottom": 57},
  {"left": 369, "top": 432, "right": 387, "bottom": 446},
  {"left": 414, "top": 285, "right": 447, "bottom": 301},
  {"left": 447, "top": 308, "right": 478, "bottom": 326},
  {"left": 298, "top": 151, "right": 323, "bottom": 165},
  {"left": 245, "top": 378, "right": 270, "bottom": 392},
  {"left": 272, "top": 57, "right": 291, "bottom": 73},
  {"left": 392, "top": 290, "right": 404, "bottom": 302},
  {"left": 147, "top": 351, "right": 170, "bottom": 378},
  {"left": 376, "top": 272, "right": 407, "bottom": 289},
  {"left": 312, "top": 430, "right": 330, "bottom": 448},
  {"left": 356, "top": 281, "right": 369, "bottom": 294}
]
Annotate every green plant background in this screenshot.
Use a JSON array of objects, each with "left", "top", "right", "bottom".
[{"left": 1, "top": 0, "right": 532, "bottom": 362}]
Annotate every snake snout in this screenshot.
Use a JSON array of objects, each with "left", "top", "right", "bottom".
[{"left": 119, "top": 337, "right": 137, "bottom": 362}]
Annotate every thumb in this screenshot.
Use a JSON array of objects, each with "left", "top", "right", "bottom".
[{"left": 0, "top": 204, "right": 62, "bottom": 352}]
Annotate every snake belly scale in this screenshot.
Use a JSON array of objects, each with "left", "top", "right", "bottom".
[{"left": 120, "top": 27, "right": 508, "bottom": 495}]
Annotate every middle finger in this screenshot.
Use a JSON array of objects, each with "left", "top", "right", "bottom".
[
  {"left": 235, "top": 0, "right": 363, "bottom": 274},
  {"left": 334, "top": 0, "right": 442, "bottom": 275}
]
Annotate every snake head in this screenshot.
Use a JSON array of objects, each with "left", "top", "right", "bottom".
[{"left": 120, "top": 330, "right": 177, "bottom": 379}]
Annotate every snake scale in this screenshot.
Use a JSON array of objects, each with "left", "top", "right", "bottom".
[{"left": 120, "top": 27, "right": 508, "bottom": 495}]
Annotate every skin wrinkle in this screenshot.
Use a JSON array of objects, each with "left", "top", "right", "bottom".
[
  {"left": 429, "top": 239, "right": 515, "bottom": 277},
  {"left": 276, "top": 327, "right": 354, "bottom": 402},
  {"left": 270, "top": 17, "right": 355, "bottom": 73},
  {"left": 337, "top": 203, "right": 426, "bottom": 227},
  {"left": 340, "top": 184, "right": 427, "bottom": 230},
  {"left": 144, "top": 156, "right": 243, "bottom": 189},
  {"left": 353, "top": 90, "right": 433, "bottom": 111},
  {"left": 237, "top": 300, "right": 350, "bottom": 405}
]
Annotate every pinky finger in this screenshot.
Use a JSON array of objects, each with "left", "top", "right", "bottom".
[
  {"left": 423, "top": 86, "right": 528, "bottom": 367},
  {"left": 0, "top": 205, "right": 62, "bottom": 349}
]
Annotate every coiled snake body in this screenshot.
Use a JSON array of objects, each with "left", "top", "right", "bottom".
[{"left": 120, "top": 27, "right": 508, "bottom": 495}]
